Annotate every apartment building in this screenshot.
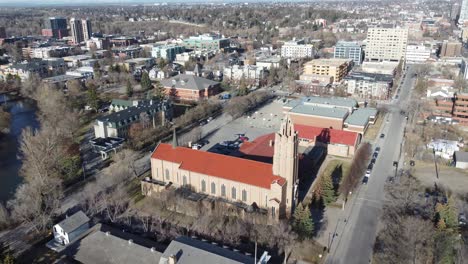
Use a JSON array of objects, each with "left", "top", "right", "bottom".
[
  {"left": 281, "top": 40, "right": 316, "bottom": 60},
  {"left": 183, "top": 34, "right": 230, "bottom": 50},
  {"left": 70, "top": 18, "right": 92, "bottom": 44},
  {"left": 454, "top": 93, "right": 468, "bottom": 125},
  {"left": 334, "top": 41, "right": 363, "bottom": 65},
  {"left": 151, "top": 44, "right": 185, "bottom": 62},
  {"left": 223, "top": 65, "right": 269, "bottom": 83},
  {"left": 440, "top": 40, "right": 462, "bottom": 58},
  {"left": 460, "top": 0, "right": 468, "bottom": 25},
  {"left": 344, "top": 72, "right": 393, "bottom": 100},
  {"left": 365, "top": 25, "right": 408, "bottom": 62},
  {"left": 405, "top": 44, "right": 431, "bottom": 64},
  {"left": 302, "top": 58, "right": 351, "bottom": 83}
]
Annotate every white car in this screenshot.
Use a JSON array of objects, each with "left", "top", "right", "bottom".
[
  {"left": 192, "top": 144, "right": 202, "bottom": 150},
  {"left": 365, "top": 170, "right": 371, "bottom": 177}
]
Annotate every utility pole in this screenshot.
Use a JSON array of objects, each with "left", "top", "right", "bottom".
[{"left": 433, "top": 148, "right": 439, "bottom": 179}]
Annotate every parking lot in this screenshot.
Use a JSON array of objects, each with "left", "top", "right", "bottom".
[{"left": 199, "top": 100, "right": 285, "bottom": 155}]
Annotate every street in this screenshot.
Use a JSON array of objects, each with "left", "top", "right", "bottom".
[{"left": 326, "top": 65, "right": 416, "bottom": 264}]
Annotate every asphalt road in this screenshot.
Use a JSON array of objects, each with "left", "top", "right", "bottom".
[{"left": 326, "top": 65, "right": 417, "bottom": 264}]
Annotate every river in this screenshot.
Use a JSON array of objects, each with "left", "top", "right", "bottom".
[{"left": 0, "top": 94, "right": 39, "bottom": 202}]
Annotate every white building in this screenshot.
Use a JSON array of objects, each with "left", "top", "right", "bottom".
[
  {"left": 281, "top": 40, "right": 316, "bottom": 59},
  {"left": 405, "top": 44, "right": 431, "bottom": 64},
  {"left": 344, "top": 72, "right": 393, "bottom": 100},
  {"left": 53, "top": 211, "right": 90, "bottom": 246},
  {"left": 365, "top": 25, "right": 408, "bottom": 62},
  {"left": 151, "top": 44, "right": 185, "bottom": 62},
  {"left": 454, "top": 151, "right": 468, "bottom": 169},
  {"left": 460, "top": 0, "right": 468, "bottom": 25},
  {"left": 256, "top": 56, "right": 281, "bottom": 69},
  {"left": 223, "top": 65, "right": 268, "bottom": 83},
  {"left": 427, "top": 139, "right": 463, "bottom": 160}
]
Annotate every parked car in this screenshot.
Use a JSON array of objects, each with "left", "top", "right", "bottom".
[
  {"left": 373, "top": 152, "right": 378, "bottom": 158},
  {"left": 375, "top": 147, "right": 381, "bottom": 153},
  {"left": 459, "top": 213, "right": 467, "bottom": 226},
  {"left": 367, "top": 163, "right": 374, "bottom": 170},
  {"left": 192, "top": 144, "right": 202, "bottom": 150},
  {"left": 362, "top": 176, "right": 369, "bottom": 185},
  {"left": 239, "top": 136, "right": 249, "bottom": 142},
  {"left": 365, "top": 170, "right": 371, "bottom": 177},
  {"left": 199, "top": 120, "right": 207, "bottom": 126},
  {"left": 371, "top": 158, "right": 376, "bottom": 164},
  {"left": 207, "top": 117, "right": 213, "bottom": 122},
  {"left": 380, "top": 133, "right": 385, "bottom": 138}
]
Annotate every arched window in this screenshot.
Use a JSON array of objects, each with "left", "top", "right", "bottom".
[
  {"left": 201, "top": 180, "right": 206, "bottom": 192},
  {"left": 183, "top": 176, "right": 187, "bottom": 186},
  {"left": 242, "top": 190, "right": 247, "bottom": 202},
  {"left": 221, "top": 184, "right": 226, "bottom": 197},
  {"left": 165, "top": 169, "right": 170, "bottom": 180},
  {"left": 231, "top": 187, "right": 236, "bottom": 200},
  {"left": 211, "top": 182, "right": 216, "bottom": 194}
]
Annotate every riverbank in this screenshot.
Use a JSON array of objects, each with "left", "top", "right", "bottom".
[{"left": 0, "top": 95, "right": 39, "bottom": 202}]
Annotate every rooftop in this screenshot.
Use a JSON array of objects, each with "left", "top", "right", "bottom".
[
  {"left": 304, "top": 58, "right": 351, "bottom": 67},
  {"left": 160, "top": 236, "right": 254, "bottom": 264},
  {"left": 295, "top": 124, "right": 360, "bottom": 146},
  {"left": 285, "top": 96, "right": 358, "bottom": 110},
  {"left": 160, "top": 74, "right": 219, "bottom": 91},
  {"left": 66, "top": 224, "right": 164, "bottom": 264},
  {"left": 97, "top": 100, "right": 164, "bottom": 125},
  {"left": 455, "top": 151, "right": 468, "bottom": 162},
  {"left": 345, "top": 71, "right": 393, "bottom": 83},
  {"left": 290, "top": 104, "right": 349, "bottom": 119},
  {"left": 56, "top": 211, "right": 89, "bottom": 233},
  {"left": 345, "top": 108, "right": 378, "bottom": 127},
  {"left": 152, "top": 143, "right": 286, "bottom": 189}
]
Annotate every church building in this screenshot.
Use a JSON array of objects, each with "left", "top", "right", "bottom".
[{"left": 142, "top": 118, "right": 299, "bottom": 219}]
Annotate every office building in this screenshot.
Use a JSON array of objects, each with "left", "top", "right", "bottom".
[
  {"left": 151, "top": 44, "right": 185, "bottom": 62},
  {"left": 42, "top": 17, "right": 68, "bottom": 39},
  {"left": 302, "top": 58, "right": 351, "bottom": 83},
  {"left": 281, "top": 39, "right": 316, "bottom": 59},
  {"left": 365, "top": 25, "right": 408, "bottom": 62},
  {"left": 440, "top": 40, "right": 462, "bottom": 58},
  {"left": 70, "top": 18, "right": 92, "bottom": 44},
  {"left": 460, "top": 0, "right": 468, "bottom": 25},
  {"left": 405, "top": 44, "right": 431, "bottom": 64},
  {"left": 334, "top": 41, "right": 363, "bottom": 65}
]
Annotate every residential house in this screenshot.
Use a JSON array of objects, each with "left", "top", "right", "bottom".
[
  {"left": 454, "top": 151, "right": 468, "bottom": 169},
  {"left": 427, "top": 139, "right": 463, "bottom": 159},
  {"left": 53, "top": 211, "right": 90, "bottom": 246}
]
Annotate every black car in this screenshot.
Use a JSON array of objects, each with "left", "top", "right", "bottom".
[
  {"left": 380, "top": 133, "right": 385, "bottom": 138},
  {"left": 367, "top": 163, "right": 374, "bottom": 170},
  {"left": 373, "top": 152, "right": 378, "bottom": 158},
  {"left": 371, "top": 158, "right": 376, "bottom": 164},
  {"left": 375, "top": 147, "right": 381, "bottom": 152},
  {"left": 362, "top": 176, "right": 369, "bottom": 185}
]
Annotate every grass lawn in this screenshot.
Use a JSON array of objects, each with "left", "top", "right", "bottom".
[
  {"left": 290, "top": 240, "right": 327, "bottom": 264},
  {"left": 412, "top": 161, "right": 468, "bottom": 194},
  {"left": 364, "top": 113, "right": 384, "bottom": 141}
]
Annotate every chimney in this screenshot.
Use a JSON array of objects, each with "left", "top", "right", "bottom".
[
  {"left": 168, "top": 255, "right": 177, "bottom": 264},
  {"left": 269, "top": 140, "right": 274, "bottom": 147}
]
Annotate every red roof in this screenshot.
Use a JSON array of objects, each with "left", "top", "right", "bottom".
[
  {"left": 294, "top": 124, "right": 359, "bottom": 146},
  {"left": 152, "top": 143, "right": 286, "bottom": 189},
  {"left": 239, "top": 133, "right": 275, "bottom": 159}
]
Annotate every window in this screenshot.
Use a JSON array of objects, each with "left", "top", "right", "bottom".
[
  {"left": 211, "top": 182, "right": 216, "bottom": 194},
  {"left": 242, "top": 190, "right": 247, "bottom": 202},
  {"left": 221, "top": 184, "right": 226, "bottom": 197},
  {"left": 231, "top": 187, "right": 236, "bottom": 200},
  {"left": 165, "top": 169, "right": 170, "bottom": 180},
  {"left": 271, "top": 207, "right": 276, "bottom": 218},
  {"left": 183, "top": 176, "right": 187, "bottom": 186},
  {"left": 201, "top": 180, "right": 206, "bottom": 192}
]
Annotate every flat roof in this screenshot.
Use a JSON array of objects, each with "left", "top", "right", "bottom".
[
  {"left": 290, "top": 104, "right": 349, "bottom": 119},
  {"left": 304, "top": 58, "right": 351, "bottom": 67},
  {"left": 345, "top": 71, "right": 393, "bottom": 83},
  {"left": 285, "top": 96, "right": 358, "bottom": 109},
  {"left": 345, "top": 108, "right": 378, "bottom": 126}
]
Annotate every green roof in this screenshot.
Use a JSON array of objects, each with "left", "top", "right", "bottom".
[
  {"left": 111, "top": 99, "right": 135, "bottom": 108},
  {"left": 290, "top": 104, "right": 349, "bottom": 119},
  {"left": 345, "top": 108, "right": 378, "bottom": 126}
]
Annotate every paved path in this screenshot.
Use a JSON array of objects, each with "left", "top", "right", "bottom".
[{"left": 324, "top": 65, "right": 416, "bottom": 264}]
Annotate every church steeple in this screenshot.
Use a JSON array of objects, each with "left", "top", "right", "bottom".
[{"left": 272, "top": 115, "right": 299, "bottom": 216}]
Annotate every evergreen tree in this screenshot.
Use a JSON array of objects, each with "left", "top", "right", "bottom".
[
  {"left": 293, "top": 203, "right": 314, "bottom": 240},
  {"left": 93, "top": 61, "right": 101, "bottom": 79},
  {"left": 140, "top": 72, "right": 152, "bottom": 92},
  {"left": 435, "top": 197, "right": 458, "bottom": 230},
  {"left": 86, "top": 84, "right": 99, "bottom": 110},
  {"left": 153, "top": 80, "right": 166, "bottom": 101},
  {"left": 126, "top": 79, "right": 133, "bottom": 97},
  {"left": 321, "top": 172, "right": 336, "bottom": 206}
]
